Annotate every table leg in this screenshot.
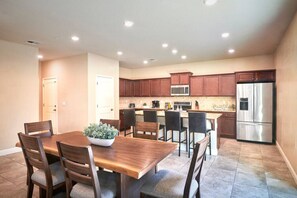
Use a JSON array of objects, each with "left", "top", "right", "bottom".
[{"left": 116, "top": 169, "right": 155, "bottom": 198}]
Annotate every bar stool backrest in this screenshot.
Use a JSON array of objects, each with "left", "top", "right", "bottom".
[
  {"left": 123, "top": 109, "right": 136, "bottom": 127},
  {"left": 165, "top": 111, "right": 181, "bottom": 131},
  {"left": 143, "top": 110, "right": 158, "bottom": 122},
  {"left": 188, "top": 112, "right": 207, "bottom": 133}
]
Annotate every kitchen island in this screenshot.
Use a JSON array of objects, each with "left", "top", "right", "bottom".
[{"left": 135, "top": 110, "right": 222, "bottom": 155}]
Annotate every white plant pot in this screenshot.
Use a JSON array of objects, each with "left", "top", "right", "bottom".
[{"left": 87, "top": 137, "right": 115, "bottom": 147}]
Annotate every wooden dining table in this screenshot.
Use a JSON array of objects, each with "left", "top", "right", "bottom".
[{"left": 37, "top": 131, "right": 177, "bottom": 198}]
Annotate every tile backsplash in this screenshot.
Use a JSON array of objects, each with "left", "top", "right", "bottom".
[{"left": 120, "top": 96, "right": 236, "bottom": 111}]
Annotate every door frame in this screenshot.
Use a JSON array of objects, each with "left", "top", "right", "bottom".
[
  {"left": 96, "top": 75, "right": 115, "bottom": 122},
  {"left": 42, "top": 76, "right": 58, "bottom": 133}
]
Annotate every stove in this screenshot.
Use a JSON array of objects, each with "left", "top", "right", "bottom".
[{"left": 173, "top": 102, "right": 192, "bottom": 111}]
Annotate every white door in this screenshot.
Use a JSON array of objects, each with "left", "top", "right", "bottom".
[
  {"left": 96, "top": 76, "right": 115, "bottom": 121},
  {"left": 42, "top": 78, "right": 58, "bottom": 133}
]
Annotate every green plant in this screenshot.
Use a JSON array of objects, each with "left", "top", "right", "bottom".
[{"left": 83, "top": 123, "right": 118, "bottom": 139}]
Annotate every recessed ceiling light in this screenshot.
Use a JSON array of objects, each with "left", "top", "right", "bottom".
[
  {"left": 228, "top": 49, "right": 235, "bottom": 54},
  {"left": 203, "top": 0, "right": 218, "bottom": 6},
  {"left": 71, "top": 36, "right": 79, "bottom": 41},
  {"left": 117, "top": 51, "right": 123, "bottom": 56},
  {"left": 124, "top": 20, "right": 134, "bottom": 27},
  {"left": 162, "top": 43, "right": 168, "bottom": 48},
  {"left": 143, "top": 60, "right": 148, "bottom": 64},
  {"left": 37, "top": 55, "right": 43, "bottom": 59},
  {"left": 172, "top": 49, "right": 178, "bottom": 54},
  {"left": 221, "top": 32, "right": 230, "bottom": 38},
  {"left": 181, "top": 55, "right": 187, "bottom": 59}
]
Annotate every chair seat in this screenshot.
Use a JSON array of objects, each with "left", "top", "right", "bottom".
[
  {"left": 70, "top": 170, "right": 117, "bottom": 198},
  {"left": 140, "top": 170, "right": 198, "bottom": 198},
  {"left": 31, "top": 161, "right": 65, "bottom": 186}
]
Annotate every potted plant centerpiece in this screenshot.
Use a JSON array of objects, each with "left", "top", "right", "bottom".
[{"left": 83, "top": 123, "right": 118, "bottom": 147}]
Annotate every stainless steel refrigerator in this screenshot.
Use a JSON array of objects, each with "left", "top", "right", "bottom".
[{"left": 236, "top": 82, "right": 274, "bottom": 143}]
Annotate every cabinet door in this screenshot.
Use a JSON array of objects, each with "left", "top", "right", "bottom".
[
  {"left": 134, "top": 80, "right": 141, "bottom": 97},
  {"left": 171, "top": 74, "right": 180, "bottom": 85},
  {"left": 190, "top": 76, "right": 204, "bottom": 96},
  {"left": 179, "top": 73, "right": 190, "bottom": 85},
  {"left": 254, "top": 70, "right": 275, "bottom": 82},
  {"left": 125, "top": 80, "right": 134, "bottom": 97},
  {"left": 140, "top": 80, "right": 150, "bottom": 96},
  {"left": 150, "top": 79, "right": 161, "bottom": 96},
  {"left": 119, "top": 79, "right": 126, "bottom": 97},
  {"left": 236, "top": 72, "right": 255, "bottom": 82},
  {"left": 160, "top": 78, "right": 171, "bottom": 96},
  {"left": 204, "top": 76, "right": 219, "bottom": 96},
  {"left": 220, "top": 117, "right": 236, "bottom": 138},
  {"left": 219, "top": 74, "right": 235, "bottom": 96}
]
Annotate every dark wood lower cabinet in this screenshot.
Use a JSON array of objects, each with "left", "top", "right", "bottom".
[{"left": 218, "top": 112, "right": 236, "bottom": 139}]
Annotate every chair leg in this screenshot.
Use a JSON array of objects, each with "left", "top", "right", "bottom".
[
  {"left": 188, "top": 132, "right": 191, "bottom": 158},
  {"left": 46, "top": 188, "right": 53, "bottom": 198},
  {"left": 209, "top": 132, "right": 212, "bottom": 156},
  {"left": 39, "top": 187, "right": 46, "bottom": 198},
  {"left": 185, "top": 130, "right": 188, "bottom": 152},
  {"left": 196, "top": 185, "right": 201, "bottom": 198},
  {"left": 27, "top": 179, "right": 34, "bottom": 198},
  {"left": 178, "top": 131, "right": 181, "bottom": 156},
  {"left": 163, "top": 127, "right": 166, "bottom": 141}
]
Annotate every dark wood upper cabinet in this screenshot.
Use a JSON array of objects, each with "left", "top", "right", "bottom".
[
  {"left": 125, "top": 80, "right": 134, "bottom": 97},
  {"left": 219, "top": 74, "right": 235, "bottom": 96},
  {"left": 160, "top": 78, "right": 171, "bottom": 96},
  {"left": 236, "top": 70, "right": 275, "bottom": 83},
  {"left": 203, "top": 75, "right": 219, "bottom": 96},
  {"left": 254, "top": 70, "right": 275, "bottom": 82},
  {"left": 133, "top": 80, "right": 141, "bottom": 97},
  {"left": 190, "top": 76, "right": 204, "bottom": 96},
  {"left": 170, "top": 72, "right": 192, "bottom": 85},
  {"left": 140, "top": 80, "right": 150, "bottom": 97},
  {"left": 150, "top": 79, "right": 161, "bottom": 96},
  {"left": 119, "top": 78, "right": 126, "bottom": 97}
]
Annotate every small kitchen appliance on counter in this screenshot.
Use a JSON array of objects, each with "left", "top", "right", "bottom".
[
  {"left": 152, "top": 100, "right": 160, "bottom": 108},
  {"left": 129, "top": 103, "right": 135, "bottom": 108}
]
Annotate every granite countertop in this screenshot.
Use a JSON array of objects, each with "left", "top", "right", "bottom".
[{"left": 120, "top": 107, "right": 235, "bottom": 113}]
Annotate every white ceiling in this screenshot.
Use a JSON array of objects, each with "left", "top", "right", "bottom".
[{"left": 0, "top": 0, "right": 296, "bottom": 68}]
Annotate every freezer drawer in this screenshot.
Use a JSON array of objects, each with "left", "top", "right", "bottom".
[{"left": 237, "top": 122, "right": 273, "bottom": 143}]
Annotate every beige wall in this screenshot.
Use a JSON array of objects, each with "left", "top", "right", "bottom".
[
  {"left": 87, "top": 53, "right": 120, "bottom": 122},
  {"left": 120, "top": 55, "right": 274, "bottom": 79},
  {"left": 275, "top": 12, "right": 297, "bottom": 178},
  {"left": 41, "top": 53, "right": 120, "bottom": 133},
  {"left": 0, "top": 40, "right": 39, "bottom": 149},
  {"left": 41, "top": 54, "right": 88, "bottom": 133}
]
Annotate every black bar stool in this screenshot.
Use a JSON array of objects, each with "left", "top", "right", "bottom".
[
  {"left": 165, "top": 111, "right": 188, "bottom": 156},
  {"left": 188, "top": 112, "right": 212, "bottom": 158},
  {"left": 123, "top": 109, "right": 136, "bottom": 136},
  {"left": 143, "top": 110, "right": 165, "bottom": 141}
]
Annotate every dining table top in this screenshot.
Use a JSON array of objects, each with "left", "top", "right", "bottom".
[{"left": 39, "top": 131, "right": 177, "bottom": 179}]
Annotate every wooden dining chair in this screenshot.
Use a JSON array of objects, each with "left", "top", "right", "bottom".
[
  {"left": 140, "top": 135, "right": 209, "bottom": 198},
  {"left": 56, "top": 141, "right": 117, "bottom": 198},
  {"left": 100, "top": 119, "right": 121, "bottom": 132},
  {"left": 134, "top": 121, "right": 160, "bottom": 140},
  {"left": 18, "top": 132, "right": 65, "bottom": 198},
  {"left": 24, "top": 120, "right": 53, "bottom": 137}
]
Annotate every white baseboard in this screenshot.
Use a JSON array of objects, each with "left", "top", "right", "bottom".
[
  {"left": 276, "top": 141, "right": 297, "bottom": 185},
  {"left": 0, "top": 147, "right": 22, "bottom": 156}
]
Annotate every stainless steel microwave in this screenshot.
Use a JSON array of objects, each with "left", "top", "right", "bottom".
[{"left": 171, "top": 85, "right": 190, "bottom": 96}]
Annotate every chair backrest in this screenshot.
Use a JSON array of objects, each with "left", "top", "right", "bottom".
[
  {"left": 100, "top": 119, "right": 121, "bottom": 131},
  {"left": 143, "top": 110, "right": 158, "bottom": 122},
  {"left": 56, "top": 141, "right": 101, "bottom": 198},
  {"left": 18, "top": 132, "right": 53, "bottom": 186},
  {"left": 165, "top": 111, "right": 182, "bottom": 131},
  {"left": 123, "top": 109, "right": 136, "bottom": 127},
  {"left": 188, "top": 112, "right": 207, "bottom": 133},
  {"left": 134, "top": 121, "right": 159, "bottom": 140},
  {"left": 24, "top": 120, "right": 53, "bottom": 137},
  {"left": 184, "top": 135, "right": 209, "bottom": 197}
]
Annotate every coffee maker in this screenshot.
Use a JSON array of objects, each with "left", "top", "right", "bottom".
[{"left": 152, "top": 100, "right": 160, "bottom": 108}]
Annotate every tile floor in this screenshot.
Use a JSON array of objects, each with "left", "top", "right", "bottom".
[{"left": 0, "top": 138, "right": 296, "bottom": 198}]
